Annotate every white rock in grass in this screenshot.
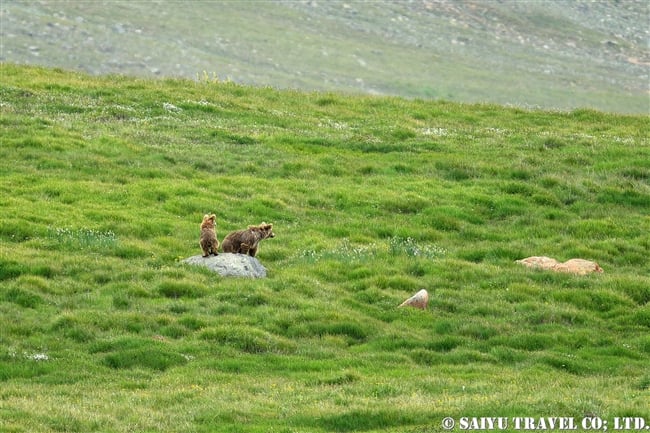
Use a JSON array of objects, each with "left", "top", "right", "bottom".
[
  {"left": 398, "top": 289, "right": 429, "bottom": 310},
  {"left": 184, "top": 253, "right": 267, "bottom": 278}
]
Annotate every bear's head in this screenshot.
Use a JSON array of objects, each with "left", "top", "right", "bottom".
[
  {"left": 261, "top": 223, "right": 275, "bottom": 239},
  {"left": 250, "top": 222, "right": 275, "bottom": 239},
  {"left": 201, "top": 214, "right": 216, "bottom": 229}
]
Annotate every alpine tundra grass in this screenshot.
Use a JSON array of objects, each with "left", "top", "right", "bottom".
[{"left": 0, "top": 64, "right": 648, "bottom": 433}]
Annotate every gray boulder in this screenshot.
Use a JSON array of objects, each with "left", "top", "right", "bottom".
[{"left": 183, "top": 253, "right": 267, "bottom": 278}]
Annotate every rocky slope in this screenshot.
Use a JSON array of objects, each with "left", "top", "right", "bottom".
[{"left": 1, "top": 0, "right": 648, "bottom": 112}]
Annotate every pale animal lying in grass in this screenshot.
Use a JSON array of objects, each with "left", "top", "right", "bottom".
[{"left": 516, "top": 256, "right": 603, "bottom": 275}]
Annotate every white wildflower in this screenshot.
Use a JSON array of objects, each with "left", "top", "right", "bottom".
[
  {"left": 27, "top": 352, "right": 49, "bottom": 361},
  {"left": 163, "top": 102, "right": 181, "bottom": 112},
  {"left": 421, "top": 127, "right": 448, "bottom": 136}
]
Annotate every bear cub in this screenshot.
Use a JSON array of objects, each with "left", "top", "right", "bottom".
[
  {"left": 199, "top": 214, "right": 219, "bottom": 257},
  {"left": 221, "top": 222, "right": 275, "bottom": 258}
]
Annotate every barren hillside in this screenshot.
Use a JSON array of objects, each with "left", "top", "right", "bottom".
[{"left": 1, "top": 0, "right": 648, "bottom": 112}]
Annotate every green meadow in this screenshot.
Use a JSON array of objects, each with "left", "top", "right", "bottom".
[{"left": 0, "top": 64, "right": 648, "bottom": 433}]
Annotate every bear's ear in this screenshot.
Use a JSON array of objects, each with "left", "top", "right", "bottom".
[
  {"left": 210, "top": 214, "right": 216, "bottom": 221},
  {"left": 263, "top": 223, "right": 273, "bottom": 231}
]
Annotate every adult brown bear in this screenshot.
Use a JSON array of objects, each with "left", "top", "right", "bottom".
[{"left": 221, "top": 223, "right": 275, "bottom": 258}]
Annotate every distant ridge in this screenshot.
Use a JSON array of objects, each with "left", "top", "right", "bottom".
[{"left": 1, "top": 1, "right": 648, "bottom": 113}]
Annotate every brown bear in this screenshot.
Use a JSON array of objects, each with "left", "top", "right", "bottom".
[
  {"left": 221, "top": 222, "right": 275, "bottom": 257},
  {"left": 199, "top": 214, "right": 219, "bottom": 257}
]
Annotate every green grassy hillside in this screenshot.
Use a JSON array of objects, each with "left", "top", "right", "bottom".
[{"left": 1, "top": 64, "right": 649, "bottom": 433}]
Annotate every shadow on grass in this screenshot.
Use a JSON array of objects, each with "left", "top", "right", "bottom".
[
  {"left": 293, "top": 408, "right": 435, "bottom": 432},
  {"left": 91, "top": 338, "right": 188, "bottom": 371}
]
